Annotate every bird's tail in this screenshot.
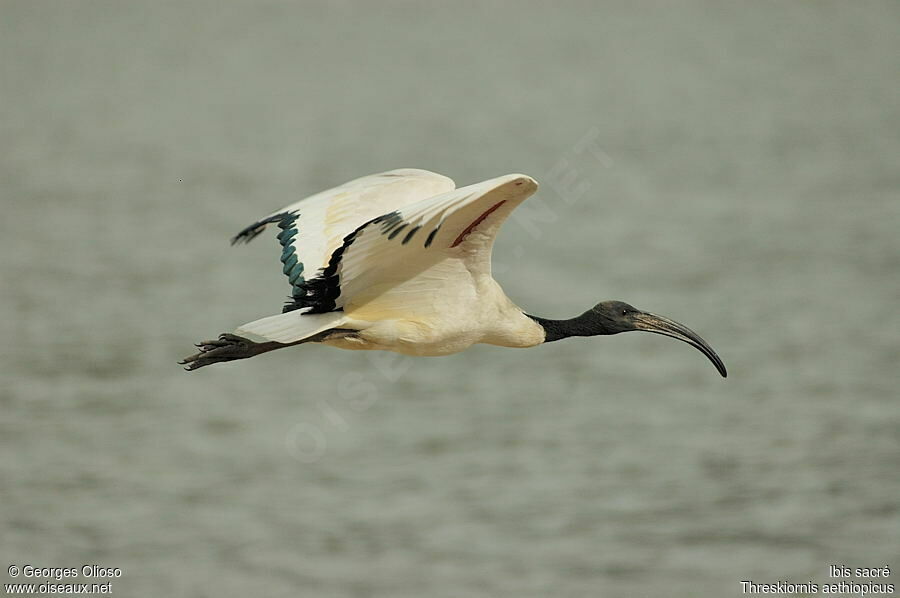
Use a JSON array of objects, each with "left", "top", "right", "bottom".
[{"left": 234, "top": 310, "right": 348, "bottom": 344}]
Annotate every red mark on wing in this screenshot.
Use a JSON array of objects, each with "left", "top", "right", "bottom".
[{"left": 450, "top": 201, "right": 506, "bottom": 248}]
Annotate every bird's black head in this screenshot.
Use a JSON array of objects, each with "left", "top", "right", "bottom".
[
  {"left": 587, "top": 300, "right": 643, "bottom": 334},
  {"left": 529, "top": 300, "right": 727, "bottom": 377}
]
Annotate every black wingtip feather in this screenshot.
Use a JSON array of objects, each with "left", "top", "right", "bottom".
[
  {"left": 230, "top": 210, "right": 299, "bottom": 246},
  {"left": 230, "top": 227, "right": 261, "bottom": 245}
]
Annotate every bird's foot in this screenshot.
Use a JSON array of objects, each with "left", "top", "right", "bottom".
[{"left": 179, "top": 333, "right": 276, "bottom": 371}]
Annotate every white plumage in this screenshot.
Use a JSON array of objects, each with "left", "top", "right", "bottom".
[{"left": 183, "top": 169, "right": 544, "bottom": 368}]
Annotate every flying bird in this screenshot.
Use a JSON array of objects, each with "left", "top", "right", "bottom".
[{"left": 181, "top": 169, "right": 726, "bottom": 377}]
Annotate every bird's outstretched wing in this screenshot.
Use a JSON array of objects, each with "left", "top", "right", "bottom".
[
  {"left": 290, "top": 174, "right": 538, "bottom": 314},
  {"left": 231, "top": 169, "right": 455, "bottom": 301}
]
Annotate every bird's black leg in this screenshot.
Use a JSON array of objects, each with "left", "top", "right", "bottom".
[
  {"left": 179, "top": 329, "right": 358, "bottom": 371},
  {"left": 179, "top": 333, "right": 284, "bottom": 371}
]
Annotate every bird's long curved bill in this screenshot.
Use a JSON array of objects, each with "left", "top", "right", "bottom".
[{"left": 634, "top": 313, "right": 727, "bottom": 378}]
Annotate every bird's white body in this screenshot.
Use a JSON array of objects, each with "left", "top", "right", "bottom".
[
  {"left": 231, "top": 169, "right": 547, "bottom": 356},
  {"left": 321, "top": 274, "right": 544, "bottom": 356}
]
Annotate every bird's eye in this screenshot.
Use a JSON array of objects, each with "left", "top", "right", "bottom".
[{"left": 621, "top": 309, "right": 628, "bottom": 316}]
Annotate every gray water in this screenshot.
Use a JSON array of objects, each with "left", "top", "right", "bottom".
[{"left": 2, "top": 2, "right": 898, "bottom": 596}]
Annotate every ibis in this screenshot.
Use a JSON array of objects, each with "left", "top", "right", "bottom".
[{"left": 181, "top": 169, "right": 726, "bottom": 377}]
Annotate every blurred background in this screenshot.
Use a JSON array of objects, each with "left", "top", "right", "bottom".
[{"left": 1, "top": 1, "right": 898, "bottom": 596}]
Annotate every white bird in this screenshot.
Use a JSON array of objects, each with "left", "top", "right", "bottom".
[{"left": 181, "top": 169, "right": 726, "bottom": 376}]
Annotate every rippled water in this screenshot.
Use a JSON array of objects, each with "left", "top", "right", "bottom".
[{"left": 2, "top": 2, "right": 898, "bottom": 596}]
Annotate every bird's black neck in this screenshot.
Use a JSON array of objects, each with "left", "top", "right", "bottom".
[{"left": 526, "top": 312, "right": 611, "bottom": 343}]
